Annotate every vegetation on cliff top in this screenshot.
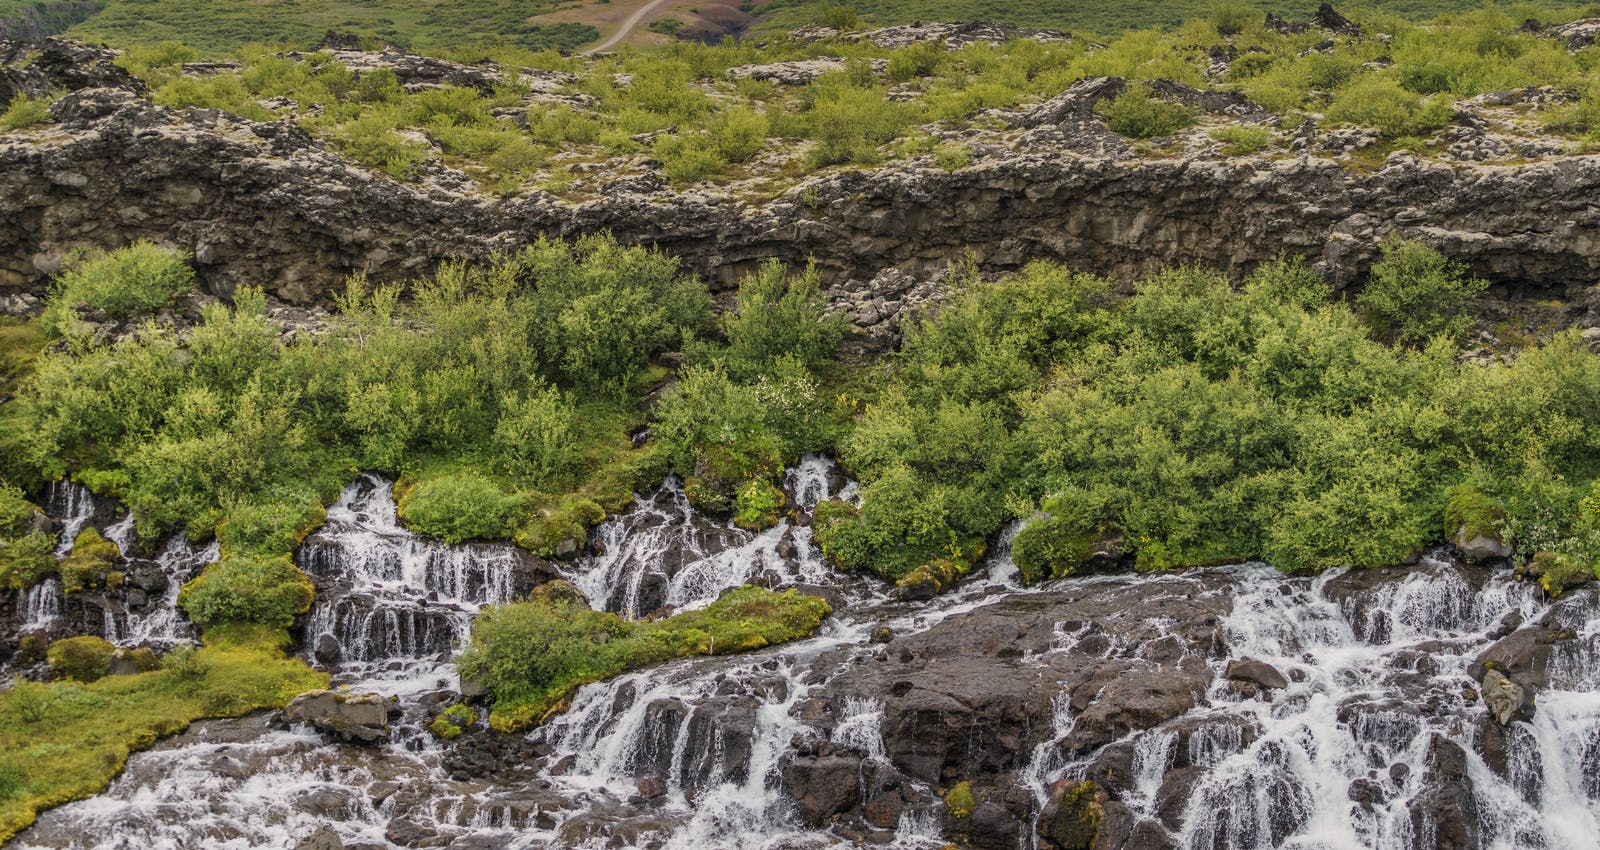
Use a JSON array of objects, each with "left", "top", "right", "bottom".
[
  {"left": 458, "top": 583, "right": 833, "bottom": 731},
  {"left": 35, "top": 1, "right": 1586, "bottom": 197}
]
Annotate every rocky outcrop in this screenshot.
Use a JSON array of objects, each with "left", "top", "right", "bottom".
[
  {"left": 7, "top": 41, "right": 1600, "bottom": 332},
  {"left": 282, "top": 689, "right": 398, "bottom": 744},
  {"left": 786, "top": 21, "right": 1072, "bottom": 50}
]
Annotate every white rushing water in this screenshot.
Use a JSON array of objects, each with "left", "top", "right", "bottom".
[
  {"left": 11, "top": 460, "right": 1600, "bottom": 850},
  {"left": 300, "top": 474, "right": 527, "bottom": 695}
]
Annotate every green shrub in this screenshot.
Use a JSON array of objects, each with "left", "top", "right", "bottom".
[
  {"left": 1528, "top": 550, "right": 1595, "bottom": 597},
  {"left": 733, "top": 480, "right": 784, "bottom": 530},
  {"left": 1098, "top": 82, "right": 1193, "bottom": 139},
  {"left": 722, "top": 260, "right": 845, "bottom": 378},
  {"left": 0, "top": 530, "right": 55, "bottom": 592},
  {"left": 492, "top": 386, "right": 578, "bottom": 485},
  {"left": 0, "top": 95, "right": 52, "bottom": 132},
  {"left": 707, "top": 106, "right": 768, "bottom": 163},
  {"left": 654, "top": 132, "right": 728, "bottom": 181},
  {"left": 59, "top": 528, "right": 121, "bottom": 595},
  {"left": 47, "top": 636, "right": 115, "bottom": 683},
  {"left": 934, "top": 142, "right": 972, "bottom": 171},
  {"left": 817, "top": 4, "right": 861, "bottom": 30},
  {"left": 177, "top": 555, "right": 315, "bottom": 629},
  {"left": 459, "top": 583, "right": 831, "bottom": 730},
  {"left": 160, "top": 643, "right": 210, "bottom": 678},
  {"left": 945, "top": 781, "right": 976, "bottom": 819},
  {"left": 1326, "top": 76, "right": 1453, "bottom": 139},
  {"left": 215, "top": 497, "right": 328, "bottom": 557},
  {"left": 397, "top": 472, "right": 524, "bottom": 543},
  {"left": 1011, "top": 495, "right": 1100, "bottom": 584},
  {"left": 1356, "top": 239, "right": 1487, "bottom": 345},
  {"left": 1242, "top": 254, "right": 1330, "bottom": 311},
  {"left": 44, "top": 242, "right": 195, "bottom": 335},
  {"left": 1209, "top": 125, "right": 1271, "bottom": 155},
  {"left": 652, "top": 363, "right": 786, "bottom": 510},
  {"left": 1210, "top": 1, "right": 1255, "bottom": 35}
]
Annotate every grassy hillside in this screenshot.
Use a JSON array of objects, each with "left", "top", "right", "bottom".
[
  {"left": 66, "top": 0, "right": 596, "bottom": 55},
  {"left": 756, "top": 0, "right": 1598, "bottom": 38}
]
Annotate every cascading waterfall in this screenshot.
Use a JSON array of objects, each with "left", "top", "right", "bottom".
[
  {"left": 20, "top": 578, "right": 62, "bottom": 632},
  {"left": 46, "top": 480, "right": 97, "bottom": 556},
  {"left": 299, "top": 474, "right": 526, "bottom": 692},
  {"left": 564, "top": 453, "right": 851, "bottom": 618},
  {"left": 15, "top": 459, "right": 1600, "bottom": 850}
]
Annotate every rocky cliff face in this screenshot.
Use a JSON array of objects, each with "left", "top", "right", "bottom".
[
  {"left": 4, "top": 39, "right": 1600, "bottom": 341},
  {"left": 0, "top": 2, "right": 98, "bottom": 43}
]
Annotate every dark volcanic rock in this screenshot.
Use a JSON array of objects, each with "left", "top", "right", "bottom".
[{"left": 7, "top": 44, "right": 1600, "bottom": 332}]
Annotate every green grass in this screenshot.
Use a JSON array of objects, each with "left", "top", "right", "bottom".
[
  {"left": 68, "top": 0, "right": 595, "bottom": 55},
  {"left": 459, "top": 584, "right": 833, "bottom": 731},
  {"left": 0, "top": 625, "right": 327, "bottom": 843},
  {"left": 753, "top": 0, "right": 1597, "bottom": 38}
]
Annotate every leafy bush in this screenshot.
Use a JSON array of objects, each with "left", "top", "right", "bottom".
[
  {"left": 0, "top": 95, "right": 52, "bottom": 132},
  {"left": 492, "top": 386, "right": 578, "bottom": 484},
  {"left": 1209, "top": 1, "right": 1255, "bottom": 36},
  {"left": 1010, "top": 494, "right": 1100, "bottom": 584},
  {"left": 723, "top": 260, "right": 845, "bottom": 378},
  {"left": 43, "top": 243, "right": 195, "bottom": 335},
  {"left": 1098, "top": 82, "right": 1193, "bottom": 139},
  {"left": 397, "top": 472, "right": 524, "bottom": 543},
  {"left": 459, "top": 583, "right": 831, "bottom": 730},
  {"left": 1209, "top": 125, "right": 1271, "bottom": 155},
  {"left": 733, "top": 480, "right": 784, "bottom": 530},
  {"left": 1356, "top": 238, "right": 1487, "bottom": 345},
  {"left": 1325, "top": 76, "right": 1453, "bottom": 139},
  {"left": 47, "top": 636, "right": 115, "bottom": 683},
  {"left": 177, "top": 555, "right": 316, "bottom": 629}
]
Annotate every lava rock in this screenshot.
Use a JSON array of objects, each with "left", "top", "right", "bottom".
[
  {"left": 282, "top": 689, "right": 395, "bottom": 744},
  {"left": 1479, "top": 668, "right": 1533, "bottom": 725},
  {"left": 1224, "top": 657, "right": 1289, "bottom": 692}
]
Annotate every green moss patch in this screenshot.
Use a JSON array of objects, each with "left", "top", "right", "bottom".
[
  {"left": 0, "top": 626, "right": 326, "bottom": 843},
  {"left": 459, "top": 583, "right": 832, "bottom": 732}
]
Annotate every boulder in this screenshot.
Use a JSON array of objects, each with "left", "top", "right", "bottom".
[
  {"left": 779, "top": 754, "right": 862, "bottom": 825},
  {"left": 283, "top": 689, "right": 396, "bottom": 744},
  {"left": 1480, "top": 668, "right": 1533, "bottom": 725},
  {"left": 1224, "top": 657, "right": 1289, "bottom": 692},
  {"left": 1037, "top": 779, "right": 1103, "bottom": 850}
]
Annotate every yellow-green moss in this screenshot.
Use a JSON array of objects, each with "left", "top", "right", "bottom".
[
  {"left": 59, "top": 528, "right": 121, "bottom": 595},
  {"left": 945, "top": 780, "right": 976, "bottom": 819},
  {"left": 0, "top": 627, "right": 326, "bottom": 843}
]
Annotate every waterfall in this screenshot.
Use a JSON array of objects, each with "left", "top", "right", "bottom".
[
  {"left": 563, "top": 454, "right": 855, "bottom": 618},
  {"left": 20, "top": 578, "right": 62, "bottom": 631},
  {"left": 18, "top": 460, "right": 1600, "bottom": 850},
  {"left": 298, "top": 475, "right": 527, "bottom": 693},
  {"left": 47, "top": 480, "right": 96, "bottom": 556}
]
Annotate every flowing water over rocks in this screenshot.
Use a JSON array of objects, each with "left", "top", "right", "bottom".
[{"left": 8, "top": 457, "right": 1600, "bottom": 849}]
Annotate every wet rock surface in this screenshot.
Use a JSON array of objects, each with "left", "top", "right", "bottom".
[{"left": 10, "top": 464, "right": 1600, "bottom": 850}]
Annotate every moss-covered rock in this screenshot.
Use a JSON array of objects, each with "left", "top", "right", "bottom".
[
  {"left": 109, "top": 647, "right": 162, "bottom": 676},
  {"left": 428, "top": 703, "right": 478, "bottom": 739},
  {"left": 47, "top": 636, "right": 116, "bottom": 682},
  {"left": 514, "top": 493, "right": 604, "bottom": 558},
  {"left": 944, "top": 780, "right": 976, "bottom": 819},
  {"left": 1525, "top": 551, "right": 1596, "bottom": 598},
  {"left": 895, "top": 557, "right": 973, "bottom": 600},
  {"left": 1445, "top": 486, "right": 1512, "bottom": 562},
  {"left": 1038, "top": 779, "right": 1103, "bottom": 850},
  {"left": 59, "top": 528, "right": 121, "bottom": 594},
  {"left": 460, "top": 585, "right": 831, "bottom": 732}
]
